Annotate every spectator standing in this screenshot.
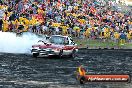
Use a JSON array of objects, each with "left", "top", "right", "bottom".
[{"left": 0, "top": 18, "right": 3, "bottom": 31}]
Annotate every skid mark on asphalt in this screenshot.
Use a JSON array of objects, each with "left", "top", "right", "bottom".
[
  {"left": 0, "top": 79, "right": 60, "bottom": 85},
  {"left": 0, "top": 51, "right": 132, "bottom": 88}
]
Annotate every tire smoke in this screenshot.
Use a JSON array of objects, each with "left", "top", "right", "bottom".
[{"left": 0, "top": 32, "right": 45, "bottom": 54}]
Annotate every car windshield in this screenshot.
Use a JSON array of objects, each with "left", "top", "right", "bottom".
[{"left": 49, "top": 36, "right": 65, "bottom": 45}]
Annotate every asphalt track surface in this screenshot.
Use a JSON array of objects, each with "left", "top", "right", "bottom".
[{"left": 0, "top": 49, "right": 132, "bottom": 88}]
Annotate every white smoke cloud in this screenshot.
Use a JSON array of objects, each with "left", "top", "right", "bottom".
[{"left": 0, "top": 32, "right": 45, "bottom": 54}]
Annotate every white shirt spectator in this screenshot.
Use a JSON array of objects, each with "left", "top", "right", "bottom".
[
  {"left": 42, "top": 25, "right": 48, "bottom": 32},
  {"left": 55, "top": 27, "right": 59, "bottom": 32}
]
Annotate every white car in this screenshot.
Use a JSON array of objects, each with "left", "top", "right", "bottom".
[{"left": 31, "top": 35, "right": 78, "bottom": 58}]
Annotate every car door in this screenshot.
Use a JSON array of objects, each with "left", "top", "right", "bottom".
[{"left": 63, "top": 37, "right": 76, "bottom": 54}]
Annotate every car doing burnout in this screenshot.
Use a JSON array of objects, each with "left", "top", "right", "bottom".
[{"left": 31, "top": 35, "right": 78, "bottom": 58}]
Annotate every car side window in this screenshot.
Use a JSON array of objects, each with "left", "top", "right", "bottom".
[
  {"left": 72, "top": 41, "right": 75, "bottom": 45},
  {"left": 69, "top": 38, "right": 75, "bottom": 45},
  {"left": 64, "top": 38, "right": 69, "bottom": 45}
]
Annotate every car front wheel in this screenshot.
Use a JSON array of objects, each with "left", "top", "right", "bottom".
[
  {"left": 59, "top": 50, "right": 63, "bottom": 59},
  {"left": 33, "top": 53, "right": 39, "bottom": 58}
]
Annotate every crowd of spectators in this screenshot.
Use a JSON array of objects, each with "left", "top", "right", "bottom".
[{"left": 0, "top": 0, "right": 131, "bottom": 45}]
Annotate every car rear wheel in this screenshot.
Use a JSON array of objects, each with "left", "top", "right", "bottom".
[
  {"left": 71, "top": 49, "right": 76, "bottom": 58},
  {"left": 33, "top": 53, "right": 39, "bottom": 58}
]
